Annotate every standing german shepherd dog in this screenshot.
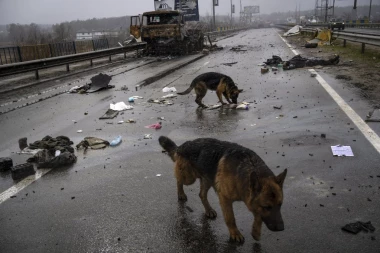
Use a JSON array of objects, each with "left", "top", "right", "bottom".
[
  {"left": 177, "top": 72, "right": 243, "bottom": 108},
  {"left": 159, "top": 136, "right": 287, "bottom": 243}
]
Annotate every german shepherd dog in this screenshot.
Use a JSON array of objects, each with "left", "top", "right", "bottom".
[
  {"left": 177, "top": 72, "right": 243, "bottom": 108},
  {"left": 159, "top": 136, "right": 287, "bottom": 243}
]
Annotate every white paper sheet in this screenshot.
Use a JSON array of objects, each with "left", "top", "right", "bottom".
[{"left": 331, "top": 145, "right": 354, "bottom": 157}]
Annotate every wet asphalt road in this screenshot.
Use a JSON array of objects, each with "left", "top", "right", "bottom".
[{"left": 0, "top": 28, "right": 380, "bottom": 253}]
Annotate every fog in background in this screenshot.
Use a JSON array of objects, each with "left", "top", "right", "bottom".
[{"left": 0, "top": 0, "right": 377, "bottom": 25}]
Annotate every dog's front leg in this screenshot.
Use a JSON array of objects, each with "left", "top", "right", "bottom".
[
  {"left": 222, "top": 92, "right": 232, "bottom": 104},
  {"left": 251, "top": 216, "right": 262, "bottom": 241},
  {"left": 219, "top": 196, "right": 244, "bottom": 243},
  {"left": 216, "top": 90, "right": 227, "bottom": 105}
]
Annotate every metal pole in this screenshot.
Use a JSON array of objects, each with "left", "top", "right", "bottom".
[
  {"left": 333, "top": 0, "right": 335, "bottom": 17},
  {"left": 212, "top": 0, "right": 216, "bottom": 31},
  {"left": 325, "top": 0, "right": 328, "bottom": 23},
  {"left": 231, "top": 0, "right": 233, "bottom": 27},
  {"left": 369, "top": 0, "right": 372, "bottom": 22}
]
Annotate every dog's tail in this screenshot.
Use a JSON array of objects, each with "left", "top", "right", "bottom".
[
  {"left": 177, "top": 84, "right": 194, "bottom": 95},
  {"left": 159, "top": 136, "right": 178, "bottom": 162}
]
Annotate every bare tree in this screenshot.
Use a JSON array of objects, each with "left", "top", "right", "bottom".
[
  {"left": 27, "top": 23, "right": 41, "bottom": 44},
  {"left": 6, "top": 23, "right": 26, "bottom": 45},
  {"left": 53, "top": 22, "right": 73, "bottom": 42}
]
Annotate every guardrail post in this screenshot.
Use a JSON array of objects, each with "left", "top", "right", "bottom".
[
  {"left": 66, "top": 64, "right": 70, "bottom": 72},
  {"left": 90, "top": 59, "right": 93, "bottom": 66},
  {"left": 35, "top": 70, "right": 39, "bottom": 80},
  {"left": 109, "top": 55, "right": 112, "bottom": 62},
  {"left": 343, "top": 39, "right": 346, "bottom": 47},
  {"left": 361, "top": 43, "right": 365, "bottom": 54},
  {"left": 17, "top": 46, "right": 23, "bottom": 62}
]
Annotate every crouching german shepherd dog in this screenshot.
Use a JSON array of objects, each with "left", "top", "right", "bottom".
[
  {"left": 177, "top": 72, "right": 243, "bottom": 108},
  {"left": 159, "top": 136, "right": 287, "bottom": 243}
]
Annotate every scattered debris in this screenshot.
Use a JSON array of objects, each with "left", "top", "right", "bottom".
[
  {"left": 11, "top": 163, "right": 35, "bottom": 180},
  {"left": 305, "top": 42, "right": 318, "bottom": 48},
  {"left": 110, "top": 136, "right": 122, "bottom": 147},
  {"left": 87, "top": 73, "right": 114, "bottom": 93},
  {"left": 310, "top": 73, "right": 317, "bottom": 77},
  {"left": 157, "top": 117, "right": 165, "bottom": 120},
  {"left": 207, "top": 104, "right": 222, "bottom": 110},
  {"left": 162, "top": 94, "right": 177, "bottom": 99},
  {"left": 99, "top": 109, "right": 119, "bottom": 120},
  {"left": 273, "top": 105, "right": 282, "bottom": 110},
  {"left": 264, "top": 55, "right": 283, "bottom": 66},
  {"left": 76, "top": 137, "right": 110, "bottom": 151},
  {"left": 261, "top": 67, "right": 269, "bottom": 74},
  {"left": 144, "top": 134, "right": 152, "bottom": 139},
  {"left": 272, "top": 67, "right": 278, "bottom": 71},
  {"left": 365, "top": 109, "right": 380, "bottom": 122},
  {"left": 77, "top": 130, "right": 83, "bottom": 133},
  {"left": 283, "top": 54, "right": 340, "bottom": 70},
  {"left": 341, "top": 221, "right": 375, "bottom": 234},
  {"left": 26, "top": 136, "right": 77, "bottom": 169},
  {"left": 121, "top": 85, "right": 129, "bottom": 91},
  {"left": 126, "top": 119, "right": 136, "bottom": 123},
  {"left": 28, "top": 136, "right": 74, "bottom": 153},
  {"left": 222, "top": 62, "right": 238, "bottom": 67},
  {"left": 236, "top": 103, "right": 249, "bottom": 110},
  {"left": 156, "top": 174, "right": 161, "bottom": 177},
  {"left": 321, "top": 134, "right": 326, "bottom": 138},
  {"left": 118, "top": 121, "right": 124, "bottom": 124},
  {"left": 110, "top": 102, "right": 134, "bottom": 111},
  {"left": 145, "top": 122, "right": 162, "bottom": 130},
  {"left": 284, "top": 25, "right": 302, "bottom": 37},
  {"left": 230, "top": 46, "right": 247, "bottom": 52},
  {"left": 68, "top": 84, "right": 91, "bottom": 94},
  {"left": 0, "top": 157, "right": 13, "bottom": 172},
  {"left": 331, "top": 145, "right": 354, "bottom": 157},
  {"left": 162, "top": 87, "right": 177, "bottom": 93},
  {"left": 18, "top": 137, "right": 28, "bottom": 150},
  {"left": 147, "top": 99, "right": 173, "bottom": 105}
]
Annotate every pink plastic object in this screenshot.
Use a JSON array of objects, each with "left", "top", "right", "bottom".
[{"left": 145, "top": 123, "right": 162, "bottom": 130}]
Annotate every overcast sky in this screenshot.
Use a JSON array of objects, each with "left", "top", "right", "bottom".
[{"left": 0, "top": 0, "right": 376, "bottom": 25}]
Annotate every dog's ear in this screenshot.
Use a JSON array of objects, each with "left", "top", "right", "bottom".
[
  {"left": 276, "top": 169, "right": 287, "bottom": 188},
  {"left": 238, "top": 89, "right": 244, "bottom": 93},
  {"left": 250, "top": 171, "right": 262, "bottom": 194}
]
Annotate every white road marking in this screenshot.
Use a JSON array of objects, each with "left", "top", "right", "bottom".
[
  {"left": 0, "top": 169, "right": 51, "bottom": 204},
  {"left": 310, "top": 69, "right": 380, "bottom": 153},
  {"left": 278, "top": 32, "right": 380, "bottom": 154}
]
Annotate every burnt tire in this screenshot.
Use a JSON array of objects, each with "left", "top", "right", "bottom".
[
  {"left": 11, "top": 163, "right": 35, "bottom": 180},
  {"left": 0, "top": 157, "right": 13, "bottom": 172}
]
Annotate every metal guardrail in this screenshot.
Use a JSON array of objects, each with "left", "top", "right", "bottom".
[
  {"left": 275, "top": 23, "right": 380, "bottom": 29},
  {"left": 0, "top": 43, "right": 146, "bottom": 79},
  {"left": 0, "top": 27, "right": 251, "bottom": 80},
  {"left": 332, "top": 31, "right": 380, "bottom": 53},
  {"left": 274, "top": 24, "right": 380, "bottom": 53}
]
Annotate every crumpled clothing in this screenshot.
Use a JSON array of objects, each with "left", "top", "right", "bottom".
[
  {"left": 283, "top": 54, "right": 340, "bottom": 70},
  {"left": 263, "top": 55, "right": 283, "bottom": 65},
  {"left": 28, "top": 136, "right": 74, "bottom": 153},
  {"left": 27, "top": 150, "right": 77, "bottom": 169},
  {"left": 341, "top": 221, "right": 375, "bottom": 234},
  {"left": 76, "top": 137, "right": 110, "bottom": 151}
]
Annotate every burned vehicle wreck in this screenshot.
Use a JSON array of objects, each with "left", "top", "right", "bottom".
[{"left": 130, "top": 10, "right": 204, "bottom": 55}]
